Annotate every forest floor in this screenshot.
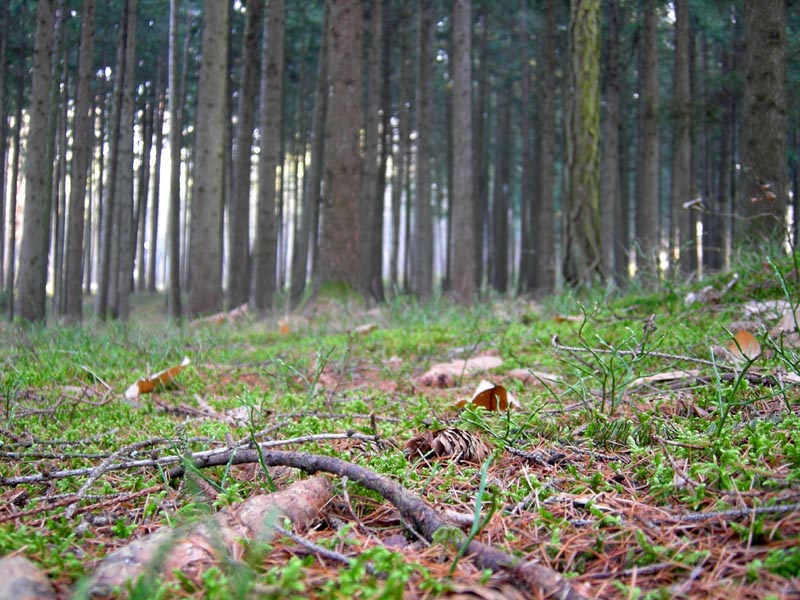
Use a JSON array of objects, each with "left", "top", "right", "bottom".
[{"left": 1, "top": 253, "right": 800, "bottom": 599}]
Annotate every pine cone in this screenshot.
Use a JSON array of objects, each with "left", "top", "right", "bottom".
[{"left": 403, "top": 428, "right": 493, "bottom": 464}]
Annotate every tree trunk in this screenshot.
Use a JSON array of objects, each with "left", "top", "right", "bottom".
[
  {"left": 600, "top": 0, "right": 621, "bottom": 283},
  {"left": 490, "top": 85, "right": 512, "bottom": 293},
  {"left": 134, "top": 97, "right": 154, "bottom": 293},
  {"left": 148, "top": 77, "right": 165, "bottom": 292},
  {"left": 670, "top": 0, "right": 693, "bottom": 275},
  {"left": 227, "top": 0, "right": 263, "bottom": 309},
  {"left": 251, "top": 0, "right": 284, "bottom": 313},
  {"left": 318, "top": 0, "right": 363, "bottom": 294},
  {"left": 450, "top": 0, "right": 476, "bottom": 304},
  {"left": 166, "top": 0, "right": 184, "bottom": 320},
  {"left": 0, "top": 0, "right": 8, "bottom": 289},
  {"left": 634, "top": 0, "right": 660, "bottom": 281},
  {"left": 291, "top": 9, "right": 327, "bottom": 306},
  {"left": 188, "top": 0, "right": 228, "bottom": 317},
  {"left": 113, "top": 0, "right": 137, "bottom": 321},
  {"left": 16, "top": 0, "right": 57, "bottom": 322},
  {"left": 473, "top": 9, "right": 488, "bottom": 291},
  {"left": 389, "top": 0, "right": 410, "bottom": 294},
  {"left": 535, "top": 0, "right": 557, "bottom": 293},
  {"left": 740, "top": 0, "right": 787, "bottom": 242},
  {"left": 517, "top": 3, "right": 534, "bottom": 295},
  {"left": 63, "top": 0, "right": 95, "bottom": 323},
  {"left": 563, "top": 0, "right": 602, "bottom": 287},
  {"left": 412, "top": 0, "right": 433, "bottom": 298}
]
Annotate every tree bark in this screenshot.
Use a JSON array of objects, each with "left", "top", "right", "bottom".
[
  {"left": 535, "top": 0, "right": 557, "bottom": 293},
  {"left": 113, "top": 0, "right": 137, "bottom": 321},
  {"left": 166, "top": 0, "right": 184, "bottom": 320},
  {"left": 670, "top": 0, "right": 693, "bottom": 275},
  {"left": 634, "top": 0, "right": 660, "bottom": 281},
  {"left": 16, "top": 0, "right": 57, "bottom": 322},
  {"left": 227, "top": 0, "right": 263, "bottom": 309},
  {"left": 318, "top": 0, "right": 363, "bottom": 294},
  {"left": 188, "top": 0, "right": 228, "bottom": 317},
  {"left": 563, "top": 0, "right": 603, "bottom": 287},
  {"left": 517, "top": 4, "right": 534, "bottom": 295},
  {"left": 251, "top": 0, "right": 284, "bottom": 313},
  {"left": 450, "top": 0, "right": 477, "bottom": 304},
  {"left": 490, "top": 85, "right": 512, "bottom": 293},
  {"left": 63, "top": 0, "right": 95, "bottom": 323},
  {"left": 740, "top": 0, "right": 787, "bottom": 243},
  {"left": 412, "top": 0, "right": 434, "bottom": 298}
]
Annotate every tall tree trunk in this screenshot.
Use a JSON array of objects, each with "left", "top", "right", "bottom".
[
  {"left": 166, "top": 0, "right": 183, "bottom": 319},
  {"left": 113, "top": 0, "right": 137, "bottom": 320},
  {"left": 535, "top": 0, "right": 557, "bottom": 293},
  {"left": 251, "top": 0, "right": 284, "bottom": 313},
  {"left": 148, "top": 78, "right": 165, "bottom": 292},
  {"left": 16, "top": 0, "right": 58, "bottom": 322},
  {"left": 188, "top": 0, "right": 228, "bottom": 317},
  {"left": 52, "top": 51, "right": 68, "bottom": 316},
  {"left": 412, "top": 0, "right": 433, "bottom": 298},
  {"left": 291, "top": 13, "right": 327, "bottom": 306},
  {"left": 318, "top": 0, "right": 363, "bottom": 293},
  {"left": 634, "top": 0, "right": 660, "bottom": 281},
  {"left": 95, "top": 2, "right": 129, "bottom": 319},
  {"left": 563, "top": 0, "right": 602, "bottom": 286},
  {"left": 473, "top": 9, "right": 488, "bottom": 290},
  {"left": 0, "top": 0, "right": 8, "bottom": 289},
  {"left": 490, "top": 85, "right": 511, "bottom": 293},
  {"left": 389, "top": 0, "right": 410, "bottom": 294},
  {"left": 63, "top": 0, "right": 95, "bottom": 322},
  {"left": 670, "top": 0, "right": 693, "bottom": 275},
  {"left": 227, "top": 0, "right": 263, "bottom": 309},
  {"left": 450, "top": 0, "right": 476, "bottom": 303},
  {"left": 600, "top": 0, "right": 621, "bottom": 283},
  {"left": 135, "top": 97, "right": 154, "bottom": 292},
  {"left": 740, "top": 0, "right": 787, "bottom": 242},
  {"left": 372, "top": 0, "right": 391, "bottom": 303},
  {"left": 517, "top": 3, "right": 534, "bottom": 295},
  {"left": 361, "top": 0, "right": 384, "bottom": 300}
]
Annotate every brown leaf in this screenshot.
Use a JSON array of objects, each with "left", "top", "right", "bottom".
[
  {"left": 457, "top": 380, "right": 520, "bottom": 411},
  {"left": 506, "top": 368, "right": 562, "bottom": 386},
  {"left": 726, "top": 330, "right": 761, "bottom": 363},
  {"left": 404, "top": 428, "right": 493, "bottom": 464},
  {"left": 124, "top": 356, "right": 191, "bottom": 400}
]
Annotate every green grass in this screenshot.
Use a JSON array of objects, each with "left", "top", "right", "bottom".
[{"left": 1, "top": 250, "right": 799, "bottom": 598}]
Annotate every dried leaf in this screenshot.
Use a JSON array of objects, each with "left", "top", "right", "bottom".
[
  {"left": 457, "top": 380, "right": 519, "bottom": 411},
  {"left": 124, "top": 356, "right": 191, "bottom": 400},
  {"left": 770, "top": 307, "right": 800, "bottom": 337},
  {"left": 726, "top": 330, "right": 761, "bottom": 363},
  {"left": 419, "top": 355, "right": 503, "bottom": 387},
  {"left": 629, "top": 369, "right": 701, "bottom": 388},
  {"left": 506, "top": 368, "right": 562, "bottom": 386},
  {"left": 191, "top": 303, "right": 249, "bottom": 326},
  {"left": 404, "top": 428, "right": 493, "bottom": 464},
  {"left": 352, "top": 323, "right": 378, "bottom": 336},
  {"left": 554, "top": 314, "right": 583, "bottom": 323}
]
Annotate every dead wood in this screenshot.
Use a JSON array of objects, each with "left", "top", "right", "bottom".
[
  {"left": 85, "top": 475, "right": 331, "bottom": 597},
  {"left": 168, "top": 448, "right": 589, "bottom": 600},
  {"left": 0, "top": 556, "right": 57, "bottom": 600}
]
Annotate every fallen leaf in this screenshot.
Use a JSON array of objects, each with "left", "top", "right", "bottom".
[
  {"left": 506, "top": 368, "right": 562, "bottom": 386},
  {"left": 770, "top": 307, "right": 800, "bottom": 337},
  {"left": 191, "top": 304, "right": 249, "bottom": 326},
  {"left": 554, "top": 314, "right": 583, "bottom": 323},
  {"left": 352, "top": 323, "right": 378, "bottom": 336},
  {"left": 457, "top": 380, "right": 519, "bottom": 411},
  {"left": 726, "top": 330, "right": 761, "bottom": 363},
  {"left": 125, "top": 357, "right": 191, "bottom": 400},
  {"left": 419, "top": 355, "right": 503, "bottom": 387},
  {"left": 629, "top": 369, "right": 701, "bottom": 388}
]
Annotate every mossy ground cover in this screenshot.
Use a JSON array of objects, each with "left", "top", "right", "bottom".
[{"left": 1, "top": 252, "right": 799, "bottom": 599}]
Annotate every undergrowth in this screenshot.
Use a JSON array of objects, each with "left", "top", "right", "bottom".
[{"left": 0, "top": 251, "right": 799, "bottom": 598}]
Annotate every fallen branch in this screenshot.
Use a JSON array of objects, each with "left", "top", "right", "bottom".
[{"left": 168, "top": 449, "right": 589, "bottom": 600}]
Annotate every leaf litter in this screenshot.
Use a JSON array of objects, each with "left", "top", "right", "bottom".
[{"left": 1, "top": 284, "right": 800, "bottom": 598}]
